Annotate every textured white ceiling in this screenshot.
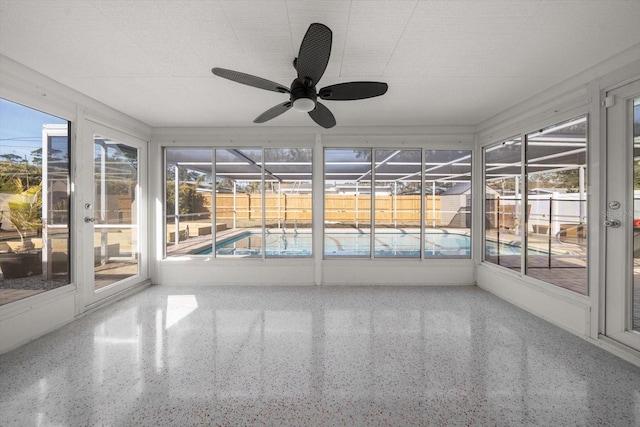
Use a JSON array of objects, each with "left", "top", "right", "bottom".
[{"left": 1, "top": 0, "right": 639, "bottom": 128}]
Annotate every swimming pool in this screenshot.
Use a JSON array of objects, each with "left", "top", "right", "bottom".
[
  {"left": 197, "top": 231, "right": 472, "bottom": 257},
  {"left": 325, "top": 232, "right": 470, "bottom": 257},
  {"left": 484, "top": 240, "right": 549, "bottom": 256},
  {"left": 215, "top": 232, "right": 312, "bottom": 257}
]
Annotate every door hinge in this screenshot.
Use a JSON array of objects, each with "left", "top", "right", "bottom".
[{"left": 603, "top": 95, "right": 615, "bottom": 108}]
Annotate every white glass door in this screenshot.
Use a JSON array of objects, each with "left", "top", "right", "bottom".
[
  {"left": 605, "top": 79, "right": 640, "bottom": 351},
  {"left": 82, "top": 122, "right": 147, "bottom": 307}
]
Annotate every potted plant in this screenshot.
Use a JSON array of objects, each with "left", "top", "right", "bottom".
[{"left": 0, "top": 156, "right": 43, "bottom": 279}]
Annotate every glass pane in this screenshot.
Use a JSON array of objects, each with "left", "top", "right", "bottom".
[
  {"left": 164, "top": 149, "right": 213, "bottom": 257},
  {"left": 94, "top": 136, "right": 139, "bottom": 289},
  {"left": 215, "top": 148, "right": 262, "bottom": 258},
  {"left": 0, "top": 98, "right": 70, "bottom": 306},
  {"left": 424, "top": 150, "right": 472, "bottom": 258},
  {"left": 525, "top": 116, "right": 587, "bottom": 294},
  {"left": 324, "top": 149, "right": 372, "bottom": 257},
  {"left": 264, "top": 148, "right": 313, "bottom": 257},
  {"left": 484, "top": 137, "right": 522, "bottom": 271},
  {"left": 373, "top": 149, "right": 421, "bottom": 257},
  {"left": 633, "top": 98, "right": 640, "bottom": 332}
]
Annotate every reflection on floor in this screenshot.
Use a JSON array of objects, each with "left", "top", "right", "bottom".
[{"left": 1, "top": 285, "right": 639, "bottom": 426}]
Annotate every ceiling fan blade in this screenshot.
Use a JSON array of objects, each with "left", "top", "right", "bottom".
[
  {"left": 319, "top": 82, "right": 388, "bottom": 100},
  {"left": 296, "top": 23, "right": 332, "bottom": 86},
  {"left": 253, "top": 102, "right": 292, "bottom": 123},
  {"left": 308, "top": 102, "right": 336, "bottom": 128},
  {"left": 212, "top": 68, "right": 290, "bottom": 93}
]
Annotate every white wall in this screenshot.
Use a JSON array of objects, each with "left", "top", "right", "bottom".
[
  {"left": 0, "top": 55, "right": 151, "bottom": 353},
  {"left": 474, "top": 44, "right": 640, "bottom": 367}
]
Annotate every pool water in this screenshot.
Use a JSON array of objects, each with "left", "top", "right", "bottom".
[
  {"left": 198, "top": 231, "right": 472, "bottom": 257},
  {"left": 484, "top": 240, "right": 548, "bottom": 256},
  {"left": 325, "top": 232, "right": 470, "bottom": 257},
  {"left": 218, "top": 233, "right": 312, "bottom": 257}
]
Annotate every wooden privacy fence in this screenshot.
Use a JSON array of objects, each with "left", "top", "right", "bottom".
[{"left": 214, "top": 193, "right": 442, "bottom": 224}]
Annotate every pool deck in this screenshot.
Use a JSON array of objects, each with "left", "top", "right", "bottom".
[{"left": 166, "top": 227, "right": 253, "bottom": 256}]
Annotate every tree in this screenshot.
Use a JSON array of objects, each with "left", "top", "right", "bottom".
[
  {"left": 530, "top": 169, "right": 581, "bottom": 192},
  {"left": 0, "top": 154, "right": 44, "bottom": 249},
  {"left": 215, "top": 177, "right": 235, "bottom": 192},
  {"left": 166, "top": 177, "right": 207, "bottom": 215},
  {"left": 264, "top": 148, "right": 312, "bottom": 162},
  {"left": 30, "top": 148, "right": 43, "bottom": 167},
  {"left": 7, "top": 181, "right": 42, "bottom": 250},
  {"left": 0, "top": 157, "right": 42, "bottom": 192},
  {"left": 0, "top": 153, "right": 23, "bottom": 163},
  {"left": 487, "top": 178, "right": 517, "bottom": 194}
]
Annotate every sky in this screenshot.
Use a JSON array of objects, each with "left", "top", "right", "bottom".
[{"left": 0, "top": 98, "right": 67, "bottom": 162}]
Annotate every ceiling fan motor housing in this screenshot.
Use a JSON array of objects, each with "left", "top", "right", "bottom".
[
  {"left": 291, "top": 79, "right": 317, "bottom": 102},
  {"left": 290, "top": 78, "right": 317, "bottom": 112}
]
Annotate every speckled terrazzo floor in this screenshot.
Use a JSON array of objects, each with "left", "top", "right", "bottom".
[{"left": 1, "top": 285, "right": 639, "bottom": 426}]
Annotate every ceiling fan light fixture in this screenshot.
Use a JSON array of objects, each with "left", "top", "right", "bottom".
[{"left": 292, "top": 97, "right": 315, "bottom": 112}]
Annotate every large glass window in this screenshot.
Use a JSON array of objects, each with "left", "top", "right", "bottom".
[
  {"left": 324, "top": 149, "right": 372, "bottom": 257},
  {"left": 165, "top": 148, "right": 213, "bottom": 257},
  {"left": 424, "top": 150, "right": 472, "bottom": 258},
  {"left": 525, "top": 116, "right": 587, "bottom": 294},
  {"left": 164, "top": 147, "right": 312, "bottom": 258},
  {"left": 215, "top": 148, "right": 262, "bottom": 258},
  {"left": 263, "top": 148, "right": 312, "bottom": 258},
  {"left": 165, "top": 146, "right": 475, "bottom": 261},
  {"left": 93, "top": 137, "right": 139, "bottom": 289},
  {"left": 324, "top": 148, "right": 472, "bottom": 259},
  {"left": 0, "top": 98, "right": 71, "bottom": 306},
  {"left": 482, "top": 116, "right": 588, "bottom": 295},
  {"left": 484, "top": 137, "right": 523, "bottom": 272},
  {"left": 374, "top": 149, "right": 422, "bottom": 257}
]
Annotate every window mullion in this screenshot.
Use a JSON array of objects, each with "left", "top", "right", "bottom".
[{"left": 371, "top": 149, "right": 376, "bottom": 259}]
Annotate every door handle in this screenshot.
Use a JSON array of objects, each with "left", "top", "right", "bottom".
[
  {"left": 604, "top": 219, "right": 621, "bottom": 228},
  {"left": 84, "top": 216, "right": 95, "bottom": 223}
]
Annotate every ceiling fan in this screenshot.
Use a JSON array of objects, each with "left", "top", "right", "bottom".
[{"left": 212, "top": 23, "right": 388, "bottom": 129}]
